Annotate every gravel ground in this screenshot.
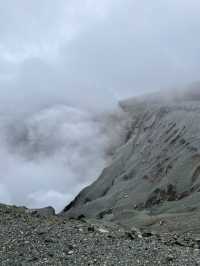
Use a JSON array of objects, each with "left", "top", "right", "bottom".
[{"left": 0, "top": 204, "right": 200, "bottom": 265}]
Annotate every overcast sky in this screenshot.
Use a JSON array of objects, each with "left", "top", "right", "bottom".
[{"left": 0, "top": 0, "right": 200, "bottom": 111}]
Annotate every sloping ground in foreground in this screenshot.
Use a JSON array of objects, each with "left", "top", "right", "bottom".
[{"left": 0, "top": 204, "right": 200, "bottom": 265}]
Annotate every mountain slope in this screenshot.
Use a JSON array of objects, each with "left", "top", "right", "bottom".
[{"left": 62, "top": 90, "right": 200, "bottom": 234}]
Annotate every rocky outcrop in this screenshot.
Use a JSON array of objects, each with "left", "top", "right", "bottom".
[
  {"left": 62, "top": 89, "right": 200, "bottom": 234},
  {"left": 25, "top": 206, "right": 55, "bottom": 217}
]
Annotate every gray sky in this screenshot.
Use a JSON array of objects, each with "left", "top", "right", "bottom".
[{"left": 0, "top": 0, "right": 200, "bottom": 111}]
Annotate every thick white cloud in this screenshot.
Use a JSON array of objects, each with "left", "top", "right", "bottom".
[{"left": 0, "top": 104, "right": 128, "bottom": 211}]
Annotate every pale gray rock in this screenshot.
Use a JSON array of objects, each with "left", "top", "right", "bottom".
[
  {"left": 62, "top": 87, "right": 200, "bottom": 234},
  {"left": 26, "top": 206, "right": 55, "bottom": 217}
]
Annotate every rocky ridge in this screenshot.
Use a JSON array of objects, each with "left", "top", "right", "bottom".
[{"left": 63, "top": 89, "right": 200, "bottom": 236}]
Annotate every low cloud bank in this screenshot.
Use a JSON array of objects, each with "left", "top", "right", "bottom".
[{"left": 0, "top": 104, "right": 129, "bottom": 212}]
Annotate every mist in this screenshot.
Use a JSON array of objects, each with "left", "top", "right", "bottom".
[{"left": 0, "top": 0, "right": 200, "bottom": 211}]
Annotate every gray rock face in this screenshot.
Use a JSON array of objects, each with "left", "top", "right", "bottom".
[
  {"left": 62, "top": 90, "right": 200, "bottom": 234},
  {"left": 26, "top": 206, "right": 55, "bottom": 217}
]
